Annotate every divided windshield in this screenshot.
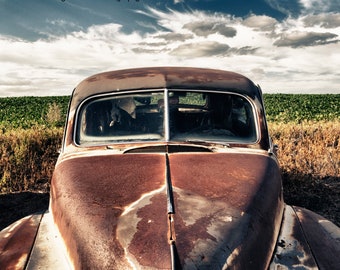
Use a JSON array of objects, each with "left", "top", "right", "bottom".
[{"left": 76, "top": 90, "right": 257, "bottom": 146}]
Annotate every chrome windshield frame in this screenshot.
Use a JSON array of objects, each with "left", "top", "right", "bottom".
[
  {"left": 73, "top": 88, "right": 260, "bottom": 148},
  {"left": 164, "top": 88, "right": 170, "bottom": 142}
]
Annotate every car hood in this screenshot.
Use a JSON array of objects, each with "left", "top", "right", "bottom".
[{"left": 51, "top": 151, "right": 283, "bottom": 269}]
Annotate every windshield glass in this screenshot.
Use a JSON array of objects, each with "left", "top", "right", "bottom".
[{"left": 76, "top": 90, "right": 257, "bottom": 145}]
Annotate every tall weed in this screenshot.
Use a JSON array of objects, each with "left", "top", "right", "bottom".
[
  {"left": 0, "top": 127, "right": 63, "bottom": 192},
  {"left": 269, "top": 120, "right": 339, "bottom": 224},
  {"left": 269, "top": 120, "right": 339, "bottom": 177},
  {"left": 0, "top": 121, "right": 338, "bottom": 224}
]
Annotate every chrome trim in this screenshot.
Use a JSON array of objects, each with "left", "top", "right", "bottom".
[
  {"left": 164, "top": 88, "right": 170, "bottom": 141},
  {"left": 72, "top": 88, "right": 261, "bottom": 148}
]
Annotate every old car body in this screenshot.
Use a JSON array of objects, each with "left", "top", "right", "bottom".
[{"left": 1, "top": 67, "right": 339, "bottom": 269}]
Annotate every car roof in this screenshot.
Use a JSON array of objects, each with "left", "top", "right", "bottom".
[{"left": 71, "top": 67, "right": 261, "bottom": 108}]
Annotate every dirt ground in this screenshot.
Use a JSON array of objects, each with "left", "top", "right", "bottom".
[
  {"left": 0, "top": 192, "right": 49, "bottom": 230},
  {"left": 0, "top": 188, "right": 339, "bottom": 231}
]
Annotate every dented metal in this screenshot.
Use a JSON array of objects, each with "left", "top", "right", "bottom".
[{"left": 1, "top": 67, "right": 339, "bottom": 269}]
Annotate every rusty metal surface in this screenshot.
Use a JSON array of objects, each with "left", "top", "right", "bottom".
[
  {"left": 0, "top": 214, "right": 42, "bottom": 270},
  {"left": 72, "top": 67, "right": 260, "bottom": 107},
  {"left": 61, "top": 67, "right": 269, "bottom": 152},
  {"left": 293, "top": 206, "right": 340, "bottom": 270},
  {"left": 169, "top": 152, "right": 283, "bottom": 269},
  {"left": 26, "top": 211, "right": 73, "bottom": 269},
  {"left": 2, "top": 67, "right": 340, "bottom": 269},
  {"left": 269, "top": 205, "right": 319, "bottom": 269},
  {"left": 50, "top": 150, "right": 283, "bottom": 269},
  {"left": 51, "top": 153, "right": 169, "bottom": 269}
]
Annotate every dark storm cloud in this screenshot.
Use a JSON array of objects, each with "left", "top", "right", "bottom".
[
  {"left": 183, "top": 22, "right": 237, "bottom": 37},
  {"left": 274, "top": 31, "right": 338, "bottom": 48}
]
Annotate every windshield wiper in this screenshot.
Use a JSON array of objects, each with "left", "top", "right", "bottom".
[{"left": 184, "top": 139, "right": 230, "bottom": 149}]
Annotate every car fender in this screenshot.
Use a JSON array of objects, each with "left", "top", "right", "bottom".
[
  {"left": 25, "top": 210, "right": 72, "bottom": 269},
  {"left": 270, "top": 205, "right": 340, "bottom": 269},
  {"left": 0, "top": 214, "right": 42, "bottom": 269}
]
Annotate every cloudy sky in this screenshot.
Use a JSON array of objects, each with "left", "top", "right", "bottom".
[{"left": 0, "top": 0, "right": 339, "bottom": 96}]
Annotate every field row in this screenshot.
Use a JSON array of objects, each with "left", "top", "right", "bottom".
[{"left": 0, "top": 94, "right": 339, "bottom": 128}]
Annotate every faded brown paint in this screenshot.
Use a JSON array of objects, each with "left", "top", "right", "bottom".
[
  {"left": 123, "top": 193, "right": 171, "bottom": 268},
  {"left": 169, "top": 153, "right": 283, "bottom": 269},
  {"left": 293, "top": 206, "right": 340, "bottom": 270},
  {"left": 62, "top": 67, "right": 270, "bottom": 152},
  {"left": 270, "top": 205, "right": 319, "bottom": 269},
  {"left": 73, "top": 67, "right": 259, "bottom": 107},
  {"left": 50, "top": 150, "right": 283, "bottom": 269},
  {"left": 51, "top": 153, "right": 169, "bottom": 269},
  {"left": 0, "top": 214, "right": 42, "bottom": 270},
  {"left": 1, "top": 67, "right": 339, "bottom": 269}
]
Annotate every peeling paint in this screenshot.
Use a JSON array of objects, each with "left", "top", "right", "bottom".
[
  {"left": 269, "top": 206, "right": 318, "bottom": 269},
  {"left": 2, "top": 67, "right": 338, "bottom": 269},
  {"left": 121, "top": 185, "right": 167, "bottom": 216}
]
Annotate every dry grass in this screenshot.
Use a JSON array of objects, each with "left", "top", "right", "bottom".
[
  {"left": 269, "top": 120, "right": 339, "bottom": 225},
  {"left": 0, "top": 127, "right": 63, "bottom": 193},
  {"left": 0, "top": 121, "right": 339, "bottom": 225}
]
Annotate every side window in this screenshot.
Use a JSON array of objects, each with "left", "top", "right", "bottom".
[
  {"left": 230, "top": 96, "right": 255, "bottom": 139},
  {"left": 82, "top": 97, "right": 136, "bottom": 136},
  {"left": 205, "top": 93, "right": 256, "bottom": 139}
]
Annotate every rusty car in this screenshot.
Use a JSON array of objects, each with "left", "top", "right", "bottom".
[{"left": 1, "top": 67, "right": 339, "bottom": 269}]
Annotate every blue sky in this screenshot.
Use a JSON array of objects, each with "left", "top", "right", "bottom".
[{"left": 0, "top": 0, "right": 339, "bottom": 96}]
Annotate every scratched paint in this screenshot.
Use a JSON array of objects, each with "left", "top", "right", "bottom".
[
  {"left": 269, "top": 206, "right": 318, "bottom": 269},
  {"left": 116, "top": 185, "right": 168, "bottom": 269},
  {"left": 3, "top": 67, "right": 339, "bottom": 269}
]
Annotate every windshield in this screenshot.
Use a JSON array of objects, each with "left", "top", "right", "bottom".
[{"left": 75, "top": 90, "right": 257, "bottom": 146}]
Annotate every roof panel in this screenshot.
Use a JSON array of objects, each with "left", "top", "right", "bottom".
[{"left": 71, "top": 67, "right": 260, "bottom": 108}]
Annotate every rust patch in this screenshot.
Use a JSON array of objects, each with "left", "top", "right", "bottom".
[
  {"left": 168, "top": 152, "right": 284, "bottom": 269},
  {"left": 171, "top": 187, "right": 245, "bottom": 269},
  {"left": 168, "top": 213, "right": 176, "bottom": 244},
  {"left": 51, "top": 153, "right": 167, "bottom": 269},
  {"left": 169, "top": 152, "right": 274, "bottom": 207},
  {"left": 0, "top": 214, "right": 42, "bottom": 270},
  {"left": 70, "top": 67, "right": 260, "bottom": 119},
  {"left": 121, "top": 192, "right": 171, "bottom": 269},
  {"left": 270, "top": 205, "right": 318, "bottom": 269},
  {"left": 293, "top": 206, "right": 340, "bottom": 269}
]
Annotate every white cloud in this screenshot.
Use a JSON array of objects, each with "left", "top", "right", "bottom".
[
  {"left": 303, "top": 13, "right": 340, "bottom": 29},
  {"left": 183, "top": 21, "right": 237, "bottom": 37},
  {"left": 299, "top": 0, "right": 338, "bottom": 14},
  {"left": 170, "top": 41, "right": 230, "bottom": 57},
  {"left": 274, "top": 31, "right": 338, "bottom": 47},
  {"left": 266, "top": 0, "right": 340, "bottom": 16},
  {"left": 0, "top": 8, "right": 339, "bottom": 96},
  {"left": 242, "top": 15, "right": 278, "bottom": 31}
]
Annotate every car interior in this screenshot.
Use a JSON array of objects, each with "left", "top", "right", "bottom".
[{"left": 76, "top": 90, "right": 257, "bottom": 145}]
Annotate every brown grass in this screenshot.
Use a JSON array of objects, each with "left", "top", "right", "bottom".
[
  {"left": 0, "top": 121, "right": 339, "bottom": 226},
  {"left": 269, "top": 120, "right": 339, "bottom": 225},
  {"left": 0, "top": 127, "right": 63, "bottom": 193}
]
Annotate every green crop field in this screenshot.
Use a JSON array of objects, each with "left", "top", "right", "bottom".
[
  {"left": 263, "top": 94, "right": 340, "bottom": 122},
  {"left": 0, "top": 96, "right": 70, "bottom": 129},
  {"left": 0, "top": 94, "right": 339, "bottom": 128}
]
